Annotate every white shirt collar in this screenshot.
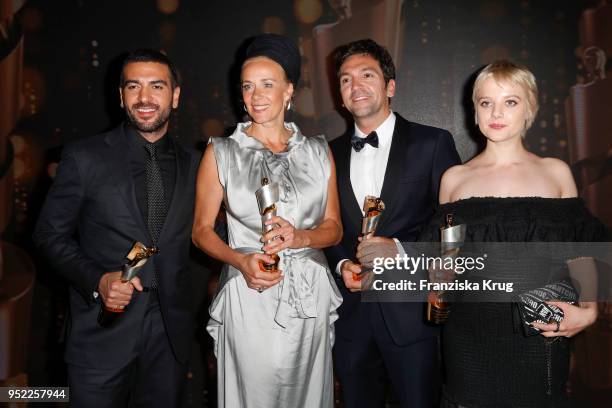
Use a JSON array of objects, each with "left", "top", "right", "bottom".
[{"left": 353, "top": 111, "right": 396, "bottom": 149}]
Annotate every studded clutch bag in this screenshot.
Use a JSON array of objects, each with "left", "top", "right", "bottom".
[{"left": 514, "top": 280, "right": 578, "bottom": 336}]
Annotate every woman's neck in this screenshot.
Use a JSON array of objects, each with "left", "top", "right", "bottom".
[
  {"left": 480, "top": 136, "right": 530, "bottom": 165},
  {"left": 245, "top": 121, "right": 292, "bottom": 153}
]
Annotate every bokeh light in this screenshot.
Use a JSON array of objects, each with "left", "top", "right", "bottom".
[
  {"left": 294, "top": 0, "right": 323, "bottom": 24},
  {"left": 262, "top": 16, "right": 286, "bottom": 35},
  {"left": 13, "top": 158, "right": 25, "bottom": 179},
  {"left": 157, "top": 0, "right": 180, "bottom": 15},
  {"left": 10, "top": 135, "right": 26, "bottom": 155},
  {"left": 159, "top": 21, "right": 177, "bottom": 45},
  {"left": 22, "top": 68, "right": 47, "bottom": 115}
]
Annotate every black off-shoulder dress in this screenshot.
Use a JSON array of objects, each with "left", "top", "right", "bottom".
[{"left": 419, "top": 197, "right": 608, "bottom": 408}]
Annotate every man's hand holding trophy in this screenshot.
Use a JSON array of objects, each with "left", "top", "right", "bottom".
[
  {"left": 341, "top": 195, "right": 394, "bottom": 292},
  {"left": 98, "top": 242, "right": 159, "bottom": 327}
]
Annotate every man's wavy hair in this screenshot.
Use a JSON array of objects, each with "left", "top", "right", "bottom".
[{"left": 333, "top": 39, "right": 396, "bottom": 85}]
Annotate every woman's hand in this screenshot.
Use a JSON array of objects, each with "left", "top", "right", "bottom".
[
  {"left": 236, "top": 252, "right": 283, "bottom": 292},
  {"left": 261, "top": 216, "right": 308, "bottom": 253},
  {"left": 532, "top": 301, "right": 598, "bottom": 338}
]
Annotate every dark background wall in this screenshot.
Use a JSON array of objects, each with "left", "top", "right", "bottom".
[{"left": 1, "top": 0, "right": 610, "bottom": 407}]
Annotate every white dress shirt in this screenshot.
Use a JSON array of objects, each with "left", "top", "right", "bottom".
[
  {"left": 336, "top": 112, "right": 404, "bottom": 275},
  {"left": 350, "top": 112, "right": 396, "bottom": 210}
]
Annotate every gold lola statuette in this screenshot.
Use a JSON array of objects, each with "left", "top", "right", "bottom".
[
  {"left": 426, "top": 214, "right": 466, "bottom": 324},
  {"left": 353, "top": 195, "right": 385, "bottom": 281},
  {"left": 255, "top": 178, "right": 281, "bottom": 272},
  {"left": 98, "top": 242, "right": 159, "bottom": 327}
]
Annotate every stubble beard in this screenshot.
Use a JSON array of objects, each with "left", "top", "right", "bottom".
[{"left": 126, "top": 103, "right": 172, "bottom": 134}]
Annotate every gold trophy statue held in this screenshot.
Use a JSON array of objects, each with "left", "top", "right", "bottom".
[
  {"left": 426, "top": 214, "right": 465, "bottom": 324},
  {"left": 353, "top": 195, "right": 385, "bottom": 281},
  {"left": 98, "top": 242, "right": 159, "bottom": 327},
  {"left": 255, "top": 178, "right": 281, "bottom": 272}
]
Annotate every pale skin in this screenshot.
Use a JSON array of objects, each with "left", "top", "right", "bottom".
[
  {"left": 337, "top": 53, "right": 399, "bottom": 292},
  {"left": 98, "top": 61, "right": 181, "bottom": 309},
  {"left": 439, "top": 76, "right": 597, "bottom": 337},
  {"left": 192, "top": 56, "right": 342, "bottom": 292}
]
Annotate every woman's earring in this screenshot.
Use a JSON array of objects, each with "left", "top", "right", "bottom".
[
  {"left": 286, "top": 100, "right": 292, "bottom": 111},
  {"left": 243, "top": 103, "right": 248, "bottom": 112}
]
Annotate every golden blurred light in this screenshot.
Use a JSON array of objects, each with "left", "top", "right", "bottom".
[
  {"left": 201, "top": 119, "right": 224, "bottom": 137},
  {"left": 22, "top": 68, "right": 47, "bottom": 115},
  {"left": 159, "top": 21, "right": 177, "bottom": 44},
  {"left": 294, "top": 0, "right": 323, "bottom": 24},
  {"left": 157, "top": 0, "right": 180, "bottom": 14},
  {"left": 10, "top": 135, "right": 26, "bottom": 155},
  {"left": 13, "top": 158, "right": 25, "bottom": 179},
  {"left": 262, "top": 16, "right": 286, "bottom": 35},
  {"left": 295, "top": 87, "right": 315, "bottom": 117}
]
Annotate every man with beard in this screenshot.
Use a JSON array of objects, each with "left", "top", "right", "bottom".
[
  {"left": 325, "top": 39, "right": 461, "bottom": 407},
  {"left": 34, "top": 49, "right": 200, "bottom": 407}
]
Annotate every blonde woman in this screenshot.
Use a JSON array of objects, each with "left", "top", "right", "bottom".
[
  {"left": 192, "top": 34, "right": 342, "bottom": 407},
  {"left": 420, "top": 60, "right": 606, "bottom": 407}
]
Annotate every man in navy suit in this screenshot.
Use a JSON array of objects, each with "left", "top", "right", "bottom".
[
  {"left": 34, "top": 50, "right": 200, "bottom": 407},
  {"left": 325, "top": 39, "right": 461, "bottom": 407}
]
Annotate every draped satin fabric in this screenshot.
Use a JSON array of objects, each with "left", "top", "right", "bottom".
[{"left": 206, "top": 122, "right": 342, "bottom": 408}]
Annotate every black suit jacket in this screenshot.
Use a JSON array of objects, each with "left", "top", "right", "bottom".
[
  {"left": 33, "top": 124, "right": 200, "bottom": 369},
  {"left": 325, "top": 114, "right": 461, "bottom": 345}
]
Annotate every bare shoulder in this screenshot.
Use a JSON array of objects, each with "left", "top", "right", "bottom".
[
  {"left": 441, "top": 163, "right": 469, "bottom": 182},
  {"left": 439, "top": 163, "right": 471, "bottom": 203},
  {"left": 539, "top": 157, "right": 572, "bottom": 179},
  {"left": 539, "top": 157, "right": 578, "bottom": 197}
]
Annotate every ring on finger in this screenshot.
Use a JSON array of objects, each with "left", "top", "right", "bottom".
[
  {"left": 554, "top": 320, "right": 560, "bottom": 333},
  {"left": 257, "top": 287, "right": 264, "bottom": 293}
]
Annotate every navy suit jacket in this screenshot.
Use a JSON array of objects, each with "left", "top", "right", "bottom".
[
  {"left": 33, "top": 123, "right": 200, "bottom": 368},
  {"left": 325, "top": 114, "right": 461, "bottom": 345}
]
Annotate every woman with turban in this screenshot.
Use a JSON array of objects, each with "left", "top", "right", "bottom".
[{"left": 192, "top": 34, "right": 343, "bottom": 407}]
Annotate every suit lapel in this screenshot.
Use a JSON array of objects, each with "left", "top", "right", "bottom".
[
  {"left": 377, "top": 115, "right": 409, "bottom": 232},
  {"left": 105, "top": 126, "right": 148, "bottom": 235},
  {"left": 336, "top": 133, "right": 362, "bottom": 231}
]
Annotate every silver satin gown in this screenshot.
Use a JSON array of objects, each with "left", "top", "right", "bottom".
[{"left": 207, "top": 122, "right": 342, "bottom": 408}]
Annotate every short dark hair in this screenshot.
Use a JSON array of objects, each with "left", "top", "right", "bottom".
[
  {"left": 119, "top": 49, "right": 179, "bottom": 88},
  {"left": 333, "top": 39, "right": 395, "bottom": 85}
]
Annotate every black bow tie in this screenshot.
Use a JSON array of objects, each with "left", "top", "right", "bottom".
[{"left": 351, "top": 131, "right": 379, "bottom": 152}]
